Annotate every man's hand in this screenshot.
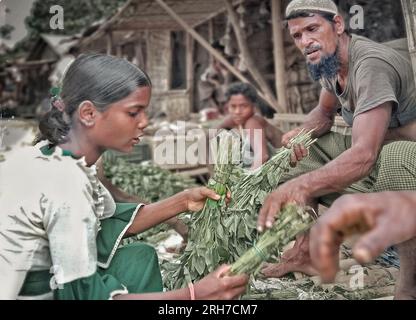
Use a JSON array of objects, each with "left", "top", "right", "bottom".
[
  {"left": 282, "top": 127, "right": 304, "bottom": 146},
  {"left": 309, "top": 192, "right": 416, "bottom": 283},
  {"left": 184, "top": 187, "right": 231, "bottom": 212},
  {"left": 282, "top": 127, "right": 309, "bottom": 167},
  {"left": 257, "top": 179, "right": 312, "bottom": 232}
]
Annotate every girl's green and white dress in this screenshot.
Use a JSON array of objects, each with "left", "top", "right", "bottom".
[{"left": 0, "top": 142, "right": 163, "bottom": 300}]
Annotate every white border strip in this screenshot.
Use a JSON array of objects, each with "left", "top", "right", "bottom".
[{"left": 97, "top": 203, "right": 144, "bottom": 269}]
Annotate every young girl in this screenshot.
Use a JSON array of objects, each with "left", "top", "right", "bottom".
[
  {"left": 0, "top": 54, "right": 248, "bottom": 300},
  {"left": 218, "top": 82, "right": 284, "bottom": 169}
]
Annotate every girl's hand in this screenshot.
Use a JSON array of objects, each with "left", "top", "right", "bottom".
[
  {"left": 193, "top": 265, "right": 249, "bottom": 300},
  {"left": 184, "top": 187, "right": 231, "bottom": 212}
]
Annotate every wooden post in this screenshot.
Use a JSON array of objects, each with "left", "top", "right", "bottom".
[
  {"left": 78, "top": 0, "right": 133, "bottom": 49},
  {"left": 224, "top": 0, "right": 283, "bottom": 113},
  {"left": 186, "top": 34, "right": 195, "bottom": 112},
  {"left": 106, "top": 32, "right": 113, "bottom": 55},
  {"left": 116, "top": 45, "right": 123, "bottom": 58},
  {"left": 401, "top": 0, "right": 416, "bottom": 84},
  {"left": 271, "top": 0, "right": 288, "bottom": 112},
  {"left": 167, "top": 32, "right": 173, "bottom": 90},
  {"left": 153, "top": 0, "right": 276, "bottom": 108},
  {"left": 208, "top": 19, "right": 214, "bottom": 63},
  {"left": 134, "top": 42, "right": 144, "bottom": 68}
]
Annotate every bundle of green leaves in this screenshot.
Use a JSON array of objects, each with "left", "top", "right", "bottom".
[
  {"left": 165, "top": 130, "right": 316, "bottom": 289},
  {"left": 165, "top": 130, "right": 242, "bottom": 288},
  {"left": 222, "top": 130, "right": 316, "bottom": 263},
  {"left": 230, "top": 204, "right": 313, "bottom": 276}
]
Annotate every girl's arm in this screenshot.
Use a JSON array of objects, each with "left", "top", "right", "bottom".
[
  {"left": 125, "top": 187, "right": 220, "bottom": 235},
  {"left": 114, "top": 265, "right": 249, "bottom": 300}
]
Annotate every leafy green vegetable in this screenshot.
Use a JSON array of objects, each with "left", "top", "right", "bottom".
[{"left": 165, "top": 130, "right": 316, "bottom": 289}]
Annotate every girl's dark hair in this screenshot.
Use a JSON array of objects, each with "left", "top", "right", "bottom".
[
  {"left": 35, "top": 53, "right": 152, "bottom": 146},
  {"left": 225, "top": 82, "right": 258, "bottom": 105}
]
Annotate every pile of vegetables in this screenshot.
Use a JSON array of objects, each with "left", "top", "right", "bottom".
[
  {"left": 229, "top": 204, "right": 313, "bottom": 276},
  {"left": 165, "top": 130, "right": 316, "bottom": 289},
  {"left": 103, "top": 155, "right": 197, "bottom": 203},
  {"left": 164, "top": 131, "right": 242, "bottom": 287}
]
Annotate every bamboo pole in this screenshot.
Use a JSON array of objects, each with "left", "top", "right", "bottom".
[
  {"left": 224, "top": 0, "right": 283, "bottom": 113},
  {"left": 116, "top": 45, "right": 122, "bottom": 58},
  {"left": 134, "top": 42, "right": 143, "bottom": 68},
  {"left": 186, "top": 34, "right": 195, "bottom": 112},
  {"left": 271, "top": 0, "right": 288, "bottom": 112},
  {"left": 401, "top": 0, "right": 416, "bottom": 84},
  {"left": 208, "top": 19, "right": 215, "bottom": 63},
  {"left": 106, "top": 32, "right": 113, "bottom": 55},
  {"left": 190, "top": 0, "right": 244, "bottom": 29},
  {"left": 79, "top": 0, "right": 133, "bottom": 48},
  {"left": 153, "top": 0, "right": 275, "bottom": 108}
]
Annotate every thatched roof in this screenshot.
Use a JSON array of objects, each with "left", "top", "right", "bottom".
[
  {"left": 79, "top": 0, "right": 242, "bottom": 48},
  {"left": 110, "top": 0, "right": 239, "bottom": 30},
  {"left": 39, "top": 34, "right": 78, "bottom": 57},
  {"left": 25, "top": 34, "right": 77, "bottom": 62}
]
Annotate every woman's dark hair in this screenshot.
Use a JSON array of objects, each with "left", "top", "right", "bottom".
[
  {"left": 225, "top": 82, "right": 258, "bottom": 105},
  {"left": 35, "top": 53, "right": 152, "bottom": 146}
]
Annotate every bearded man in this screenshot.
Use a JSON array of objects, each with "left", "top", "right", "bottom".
[{"left": 257, "top": 0, "right": 416, "bottom": 299}]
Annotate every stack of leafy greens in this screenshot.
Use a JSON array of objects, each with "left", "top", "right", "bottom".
[
  {"left": 165, "top": 130, "right": 316, "bottom": 289},
  {"left": 164, "top": 130, "right": 242, "bottom": 287},
  {"left": 103, "top": 156, "right": 197, "bottom": 203},
  {"left": 230, "top": 204, "right": 313, "bottom": 276}
]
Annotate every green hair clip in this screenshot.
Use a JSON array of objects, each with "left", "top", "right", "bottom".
[{"left": 50, "top": 86, "right": 61, "bottom": 97}]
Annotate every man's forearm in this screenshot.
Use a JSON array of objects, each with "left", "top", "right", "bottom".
[
  {"left": 302, "top": 106, "right": 335, "bottom": 138},
  {"left": 295, "top": 146, "right": 377, "bottom": 198}
]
